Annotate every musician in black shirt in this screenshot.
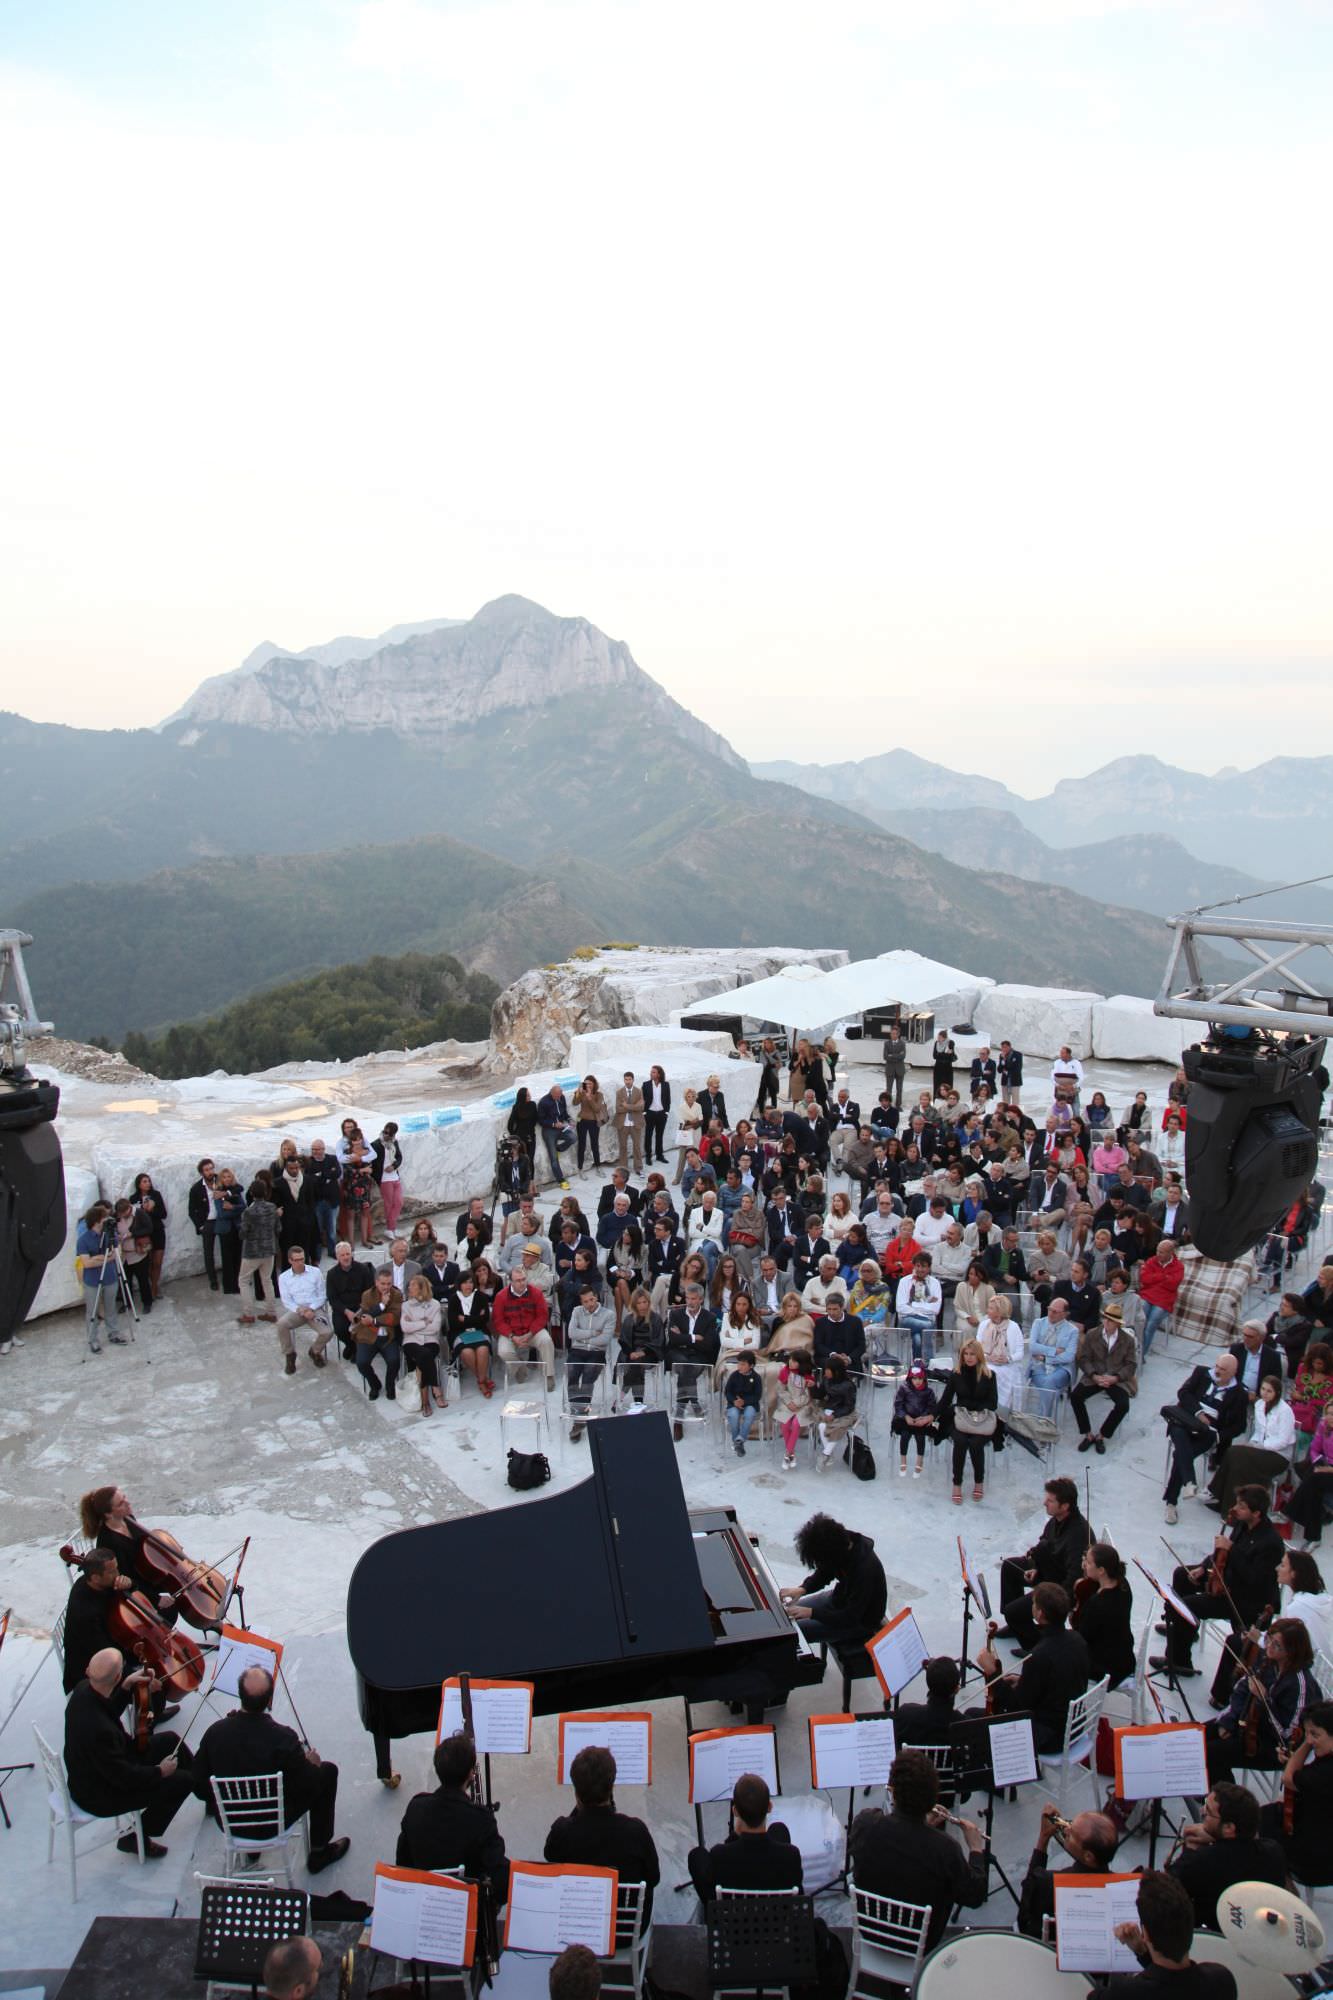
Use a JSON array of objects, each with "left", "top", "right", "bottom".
[
  {"left": 688, "top": 1773, "right": 802, "bottom": 1904},
  {"left": 778, "top": 1513, "right": 887, "bottom": 1649},
  {"left": 998, "top": 1477, "right": 1090, "bottom": 1651},
  {"left": 396, "top": 1732, "right": 509, "bottom": 1902},
  {"left": 1166, "top": 1783, "right": 1285, "bottom": 1929},
  {"left": 64, "top": 1647, "right": 196, "bottom": 1857},
  {"left": 1017, "top": 1800, "right": 1119, "bottom": 1941},
  {"left": 1106, "top": 1870, "right": 1237, "bottom": 1997},
  {"left": 1074, "top": 1542, "right": 1136, "bottom": 1689},
  {"left": 893, "top": 1657, "right": 961, "bottom": 1752},
  {"left": 976, "top": 1582, "right": 1090, "bottom": 1753},
  {"left": 848, "top": 1750, "right": 986, "bottom": 1952},
  {"left": 1260, "top": 1697, "right": 1333, "bottom": 1886},
  {"left": 61, "top": 1551, "right": 125, "bottom": 1693},
  {"left": 545, "top": 1747, "right": 660, "bottom": 1918}
]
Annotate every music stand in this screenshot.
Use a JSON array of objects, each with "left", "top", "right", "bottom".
[
  {"left": 948, "top": 1711, "right": 1033, "bottom": 1906},
  {"left": 707, "top": 1890, "right": 818, "bottom": 1994},
  {"left": 955, "top": 1540, "right": 991, "bottom": 1688},
  {"left": 194, "top": 1881, "right": 310, "bottom": 1996},
  {"left": 0, "top": 1609, "right": 33, "bottom": 1830}
]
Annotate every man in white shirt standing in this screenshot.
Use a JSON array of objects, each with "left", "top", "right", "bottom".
[
  {"left": 1050, "top": 1047, "right": 1084, "bottom": 1111},
  {"left": 275, "top": 1246, "right": 333, "bottom": 1377}
]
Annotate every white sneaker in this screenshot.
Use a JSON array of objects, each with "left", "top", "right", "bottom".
[
  {"left": 898, "top": 1462, "right": 907, "bottom": 1477},
  {"left": 783, "top": 1455, "right": 795, "bottom": 1471},
  {"left": 912, "top": 1463, "right": 922, "bottom": 1479},
  {"left": 1181, "top": 1483, "right": 1197, "bottom": 1500},
  {"left": 629, "top": 1400, "right": 644, "bottom": 1413},
  {"left": 1165, "top": 1503, "right": 1179, "bottom": 1524}
]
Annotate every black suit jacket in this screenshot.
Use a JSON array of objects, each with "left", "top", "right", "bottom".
[
  {"left": 396, "top": 1785, "right": 509, "bottom": 1900},
  {"left": 765, "top": 1201, "right": 804, "bottom": 1263},
  {"left": 1228, "top": 1338, "right": 1286, "bottom": 1396},
  {"left": 598, "top": 1184, "right": 642, "bottom": 1217},
  {"left": 544, "top": 1805, "right": 661, "bottom": 1917},
  {"left": 983, "top": 1242, "right": 1029, "bottom": 1286},
  {"left": 792, "top": 1233, "right": 832, "bottom": 1289},
  {"left": 690, "top": 1826, "right": 802, "bottom": 1901},
  {"left": 64, "top": 1679, "right": 166, "bottom": 1818},
  {"left": 831, "top": 1100, "right": 861, "bottom": 1128},
  {"left": 187, "top": 1178, "right": 214, "bottom": 1233},
  {"left": 667, "top": 1306, "right": 719, "bottom": 1364},
  {"left": 641, "top": 1079, "right": 672, "bottom": 1116},
  {"left": 1173, "top": 1367, "right": 1249, "bottom": 1453}
]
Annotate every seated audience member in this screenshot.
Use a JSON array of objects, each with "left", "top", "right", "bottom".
[
  {"left": 688, "top": 1772, "right": 801, "bottom": 1904},
  {"left": 848, "top": 1750, "right": 986, "bottom": 1952},
  {"left": 722, "top": 1349, "right": 763, "bottom": 1456},
  {"left": 1070, "top": 1300, "right": 1138, "bottom": 1455},
  {"left": 192, "top": 1666, "right": 348, "bottom": 1874},
  {"left": 893, "top": 1656, "right": 961, "bottom": 1751},
  {"left": 325, "top": 1241, "right": 374, "bottom": 1355},
  {"left": 1159, "top": 1352, "right": 1248, "bottom": 1523},
  {"left": 1026, "top": 1298, "right": 1080, "bottom": 1416},
  {"left": 64, "top": 1646, "right": 196, "bottom": 1860},
  {"left": 491, "top": 1268, "right": 557, "bottom": 1388},
  {"left": 261, "top": 1938, "right": 322, "bottom": 2000},
  {"left": 1206, "top": 1371, "right": 1295, "bottom": 1516},
  {"left": 1017, "top": 1800, "right": 1119, "bottom": 1941},
  {"left": 1166, "top": 1783, "right": 1285, "bottom": 1929},
  {"left": 778, "top": 1512, "right": 887, "bottom": 1648},
  {"left": 545, "top": 1747, "right": 659, "bottom": 1914},
  {"left": 396, "top": 1731, "right": 509, "bottom": 1901},
  {"left": 976, "top": 1582, "right": 1091, "bottom": 1753}
]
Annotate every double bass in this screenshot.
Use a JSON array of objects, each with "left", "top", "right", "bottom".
[{"left": 59, "top": 1546, "right": 205, "bottom": 1701}]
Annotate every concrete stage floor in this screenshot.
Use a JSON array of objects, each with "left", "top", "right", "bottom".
[{"left": 1, "top": 1048, "right": 1326, "bottom": 1985}]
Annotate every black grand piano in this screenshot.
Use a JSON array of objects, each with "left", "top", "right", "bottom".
[{"left": 346, "top": 1411, "right": 825, "bottom": 1757}]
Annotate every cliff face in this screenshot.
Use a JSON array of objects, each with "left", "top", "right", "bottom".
[
  {"left": 166, "top": 594, "right": 745, "bottom": 767},
  {"left": 487, "top": 945, "right": 847, "bottom": 1072}
]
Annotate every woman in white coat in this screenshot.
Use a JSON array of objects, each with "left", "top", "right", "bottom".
[{"left": 976, "top": 1293, "right": 1024, "bottom": 1410}]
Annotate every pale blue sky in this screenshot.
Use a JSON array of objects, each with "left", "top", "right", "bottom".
[{"left": 2, "top": 0, "right": 1330, "bottom": 784}]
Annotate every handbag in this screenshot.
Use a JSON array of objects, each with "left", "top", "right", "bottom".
[
  {"left": 507, "top": 1448, "right": 552, "bottom": 1491},
  {"left": 847, "top": 1434, "right": 877, "bottom": 1481},
  {"left": 954, "top": 1405, "right": 997, "bottom": 1438}
]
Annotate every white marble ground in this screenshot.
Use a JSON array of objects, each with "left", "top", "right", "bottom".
[{"left": 1, "top": 1049, "right": 1326, "bottom": 1981}]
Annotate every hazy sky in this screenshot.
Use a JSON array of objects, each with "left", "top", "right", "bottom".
[{"left": 2, "top": 0, "right": 1330, "bottom": 788}]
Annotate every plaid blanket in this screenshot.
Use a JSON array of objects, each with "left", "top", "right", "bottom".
[{"left": 1171, "top": 1243, "right": 1256, "bottom": 1347}]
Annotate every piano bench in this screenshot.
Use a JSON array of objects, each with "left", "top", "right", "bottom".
[{"left": 821, "top": 1641, "right": 878, "bottom": 1710}]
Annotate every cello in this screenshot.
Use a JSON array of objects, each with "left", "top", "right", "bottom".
[
  {"left": 59, "top": 1547, "right": 205, "bottom": 1699},
  {"left": 124, "top": 1520, "right": 229, "bottom": 1632}
]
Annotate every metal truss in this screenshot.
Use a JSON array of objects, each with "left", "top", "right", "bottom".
[{"left": 1155, "top": 915, "right": 1333, "bottom": 1034}]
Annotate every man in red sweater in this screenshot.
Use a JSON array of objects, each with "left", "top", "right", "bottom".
[
  {"left": 491, "top": 1270, "right": 557, "bottom": 1387},
  {"left": 1139, "top": 1239, "right": 1184, "bottom": 1358}
]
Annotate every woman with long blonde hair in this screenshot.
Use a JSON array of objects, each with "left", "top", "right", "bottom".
[{"left": 938, "top": 1337, "right": 998, "bottom": 1505}]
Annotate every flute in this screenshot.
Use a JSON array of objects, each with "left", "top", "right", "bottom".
[{"left": 938, "top": 1812, "right": 992, "bottom": 1846}]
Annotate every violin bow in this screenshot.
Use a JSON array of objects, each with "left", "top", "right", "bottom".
[{"left": 1159, "top": 1535, "right": 1285, "bottom": 1740}]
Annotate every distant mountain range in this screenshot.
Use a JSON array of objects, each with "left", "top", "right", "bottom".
[
  {"left": 1, "top": 595, "right": 1255, "bottom": 1044},
  {"left": 754, "top": 750, "right": 1333, "bottom": 884}
]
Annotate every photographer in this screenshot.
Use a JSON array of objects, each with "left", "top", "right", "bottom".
[{"left": 78, "top": 1202, "right": 126, "bottom": 1355}]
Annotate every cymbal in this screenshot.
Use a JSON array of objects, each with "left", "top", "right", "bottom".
[{"left": 1214, "top": 1880, "right": 1326, "bottom": 1973}]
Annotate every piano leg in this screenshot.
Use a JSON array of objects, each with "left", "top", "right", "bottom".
[{"left": 373, "top": 1731, "right": 400, "bottom": 1787}]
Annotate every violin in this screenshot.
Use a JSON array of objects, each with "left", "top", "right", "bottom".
[
  {"left": 126, "top": 1519, "right": 227, "bottom": 1631},
  {"left": 1071, "top": 1576, "right": 1098, "bottom": 1629},
  {"left": 1241, "top": 1605, "right": 1275, "bottom": 1760},
  {"left": 59, "top": 1546, "right": 206, "bottom": 1698},
  {"left": 1206, "top": 1517, "right": 1234, "bottom": 1599},
  {"left": 982, "top": 1620, "right": 999, "bottom": 1714}
]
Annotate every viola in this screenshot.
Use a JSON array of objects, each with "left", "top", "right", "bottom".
[
  {"left": 1071, "top": 1577, "right": 1098, "bottom": 1629},
  {"left": 127, "top": 1519, "right": 227, "bottom": 1631},
  {"left": 59, "top": 1546, "right": 206, "bottom": 1698},
  {"left": 983, "top": 1620, "right": 999, "bottom": 1714},
  {"left": 1241, "top": 1605, "right": 1276, "bottom": 1760}
]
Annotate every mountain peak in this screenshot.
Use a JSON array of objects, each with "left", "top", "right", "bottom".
[{"left": 162, "top": 597, "right": 745, "bottom": 769}]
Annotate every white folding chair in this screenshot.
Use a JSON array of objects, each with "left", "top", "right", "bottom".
[
  {"left": 912, "top": 1743, "right": 957, "bottom": 1806},
  {"left": 51, "top": 1609, "right": 67, "bottom": 1675},
  {"left": 33, "top": 1723, "right": 144, "bottom": 1902},
  {"left": 847, "top": 1879, "right": 932, "bottom": 1997},
  {"left": 1038, "top": 1676, "right": 1110, "bottom": 1816},
  {"left": 600, "top": 1878, "right": 651, "bottom": 2000},
  {"left": 210, "top": 1772, "right": 306, "bottom": 1886}
]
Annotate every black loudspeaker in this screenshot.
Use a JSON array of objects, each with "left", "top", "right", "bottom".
[
  {"left": 0, "top": 1072, "right": 66, "bottom": 1343},
  {"left": 1183, "top": 1035, "right": 1326, "bottom": 1262}
]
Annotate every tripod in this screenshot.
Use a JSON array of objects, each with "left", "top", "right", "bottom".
[{"left": 86, "top": 1224, "right": 137, "bottom": 1352}]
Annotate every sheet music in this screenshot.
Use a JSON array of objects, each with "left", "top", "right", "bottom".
[
  {"left": 371, "top": 1865, "right": 476, "bottom": 1966},
  {"left": 438, "top": 1679, "right": 533, "bottom": 1753},
  {"left": 505, "top": 1863, "right": 617, "bottom": 1955},
  {"left": 868, "top": 1608, "right": 928, "bottom": 1697},
  {"left": 1114, "top": 1723, "right": 1208, "bottom": 1802},
  {"left": 1053, "top": 1874, "right": 1142, "bottom": 1974},
  {"left": 689, "top": 1726, "right": 778, "bottom": 1803},
  {"left": 211, "top": 1624, "right": 283, "bottom": 1700},
  {"left": 808, "top": 1715, "right": 895, "bottom": 1790},
  {"left": 987, "top": 1716, "right": 1038, "bottom": 1787},
  {"left": 559, "top": 1713, "right": 652, "bottom": 1786},
  {"left": 1133, "top": 1556, "right": 1199, "bottom": 1629}
]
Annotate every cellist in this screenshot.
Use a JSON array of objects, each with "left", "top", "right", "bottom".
[
  {"left": 80, "top": 1486, "right": 175, "bottom": 1614},
  {"left": 1152, "top": 1485, "right": 1283, "bottom": 1705}
]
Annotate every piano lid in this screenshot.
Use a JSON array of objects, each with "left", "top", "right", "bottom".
[{"left": 346, "top": 1409, "right": 714, "bottom": 1691}]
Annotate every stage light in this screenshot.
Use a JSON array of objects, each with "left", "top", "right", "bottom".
[{"left": 1182, "top": 1032, "right": 1326, "bottom": 1263}]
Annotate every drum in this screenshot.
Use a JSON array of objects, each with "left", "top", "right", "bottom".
[
  {"left": 914, "top": 1929, "right": 1091, "bottom": 1995},
  {"left": 1187, "top": 1931, "right": 1303, "bottom": 1999}
]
